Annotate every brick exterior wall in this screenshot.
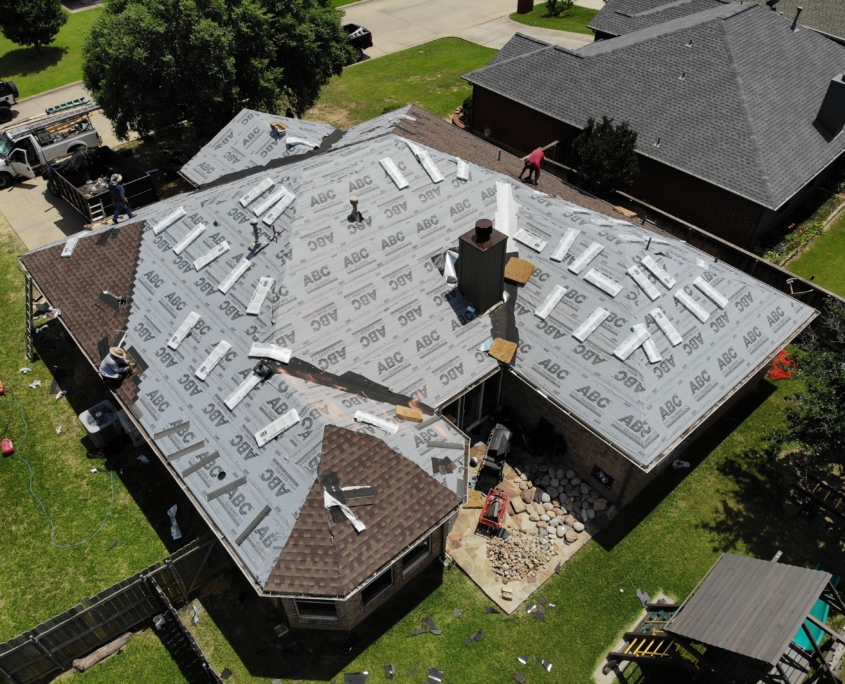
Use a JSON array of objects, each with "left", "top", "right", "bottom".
[
  {"left": 279, "top": 524, "right": 447, "bottom": 631},
  {"left": 471, "top": 87, "right": 767, "bottom": 248}
]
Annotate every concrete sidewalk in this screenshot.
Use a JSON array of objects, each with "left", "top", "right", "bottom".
[
  {"left": 343, "top": 0, "right": 594, "bottom": 58},
  {"left": 456, "top": 16, "right": 593, "bottom": 50}
]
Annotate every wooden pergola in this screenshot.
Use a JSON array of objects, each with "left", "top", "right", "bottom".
[{"left": 606, "top": 553, "right": 845, "bottom": 683}]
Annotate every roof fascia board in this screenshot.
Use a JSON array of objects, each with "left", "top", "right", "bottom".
[
  {"left": 462, "top": 82, "right": 775, "bottom": 209},
  {"left": 19, "top": 263, "right": 269, "bottom": 597}
]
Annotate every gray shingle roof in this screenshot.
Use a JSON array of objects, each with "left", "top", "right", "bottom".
[
  {"left": 465, "top": 5, "right": 845, "bottom": 209},
  {"left": 747, "top": 0, "right": 845, "bottom": 42},
  {"left": 588, "top": 0, "right": 727, "bottom": 38}
]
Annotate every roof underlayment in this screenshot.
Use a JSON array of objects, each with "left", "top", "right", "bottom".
[{"left": 22, "top": 106, "right": 815, "bottom": 591}]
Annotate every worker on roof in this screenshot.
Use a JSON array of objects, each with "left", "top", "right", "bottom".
[
  {"left": 108, "top": 174, "right": 133, "bottom": 225},
  {"left": 99, "top": 347, "right": 133, "bottom": 384},
  {"left": 518, "top": 148, "right": 545, "bottom": 186}
]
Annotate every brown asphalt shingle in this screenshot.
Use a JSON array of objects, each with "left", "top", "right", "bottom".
[
  {"left": 394, "top": 106, "right": 628, "bottom": 220},
  {"left": 19, "top": 223, "right": 146, "bottom": 407},
  {"left": 264, "top": 425, "right": 460, "bottom": 596}
]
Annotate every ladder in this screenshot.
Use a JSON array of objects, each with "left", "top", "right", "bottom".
[
  {"left": 90, "top": 201, "right": 106, "bottom": 223},
  {"left": 793, "top": 473, "right": 845, "bottom": 520},
  {"left": 45, "top": 98, "right": 88, "bottom": 115}
]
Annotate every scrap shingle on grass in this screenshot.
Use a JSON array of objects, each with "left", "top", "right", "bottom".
[{"left": 306, "top": 38, "right": 497, "bottom": 128}]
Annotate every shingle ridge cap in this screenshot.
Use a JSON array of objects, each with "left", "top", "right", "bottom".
[
  {"left": 716, "top": 15, "right": 777, "bottom": 208},
  {"left": 463, "top": 37, "right": 564, "bottom": 82}
]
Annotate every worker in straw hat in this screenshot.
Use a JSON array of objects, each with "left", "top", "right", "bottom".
[
  {"left": 108, "top": 174, "right": 133, "bottom": 225},
  {"left": 99, "top": 346, "right": 134, "bottom": 383}
]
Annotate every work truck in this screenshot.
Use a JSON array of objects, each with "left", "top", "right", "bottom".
[{"left": 0, "top": 103, "right": 102, "bottom": 189}]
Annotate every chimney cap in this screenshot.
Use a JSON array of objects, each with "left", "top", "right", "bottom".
[{"left": 459, "top": 222, "right": 507, "bottom": 252}]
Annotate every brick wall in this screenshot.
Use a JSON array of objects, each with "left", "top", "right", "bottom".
[
  {"left": 471, "top": 87, "right": 767, "bottom": 248},
  {"left": 501, "top": 370, "right": 633, "bottom": 503},
  {"left": 280, "top": 524, "right": 446, "bottom": 631}
]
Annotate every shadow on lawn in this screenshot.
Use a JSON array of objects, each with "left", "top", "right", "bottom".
[
  {"left": 0, "top": 46, "right": 68, "bottom": 78},
  {"left": 195, "top": 562, "right": 446, "bottom": 681},
  {"left": 31, "top": 322, "right": 209, "bottom": 555},
  {"left": 591, "top": 379, "right": 777, "bottom": 554},
  {"left": 701, "top": 453, "right": 845, "bottom": 573}
]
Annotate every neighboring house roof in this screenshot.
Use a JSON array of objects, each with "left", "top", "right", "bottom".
[
  {"left": 588, "top": 0, "right": 727, "bottom": 38},
  {"left": 265, "top": 425, "right": 459, "bottom": 597},
  {"left": 666, "top": 553, "right": 832, "bottom": 667},
  {"left": 748, "top": 0, "right": 845, "bottom": 42},
  {"left": 19, "top": 105, "right": 814, "bottom": 595},
  {"left": 180, "top": 109, "right": 338, "bottom": 187},
  {"left": 464, "top": 5, "right": 845, "bottom": 210}
]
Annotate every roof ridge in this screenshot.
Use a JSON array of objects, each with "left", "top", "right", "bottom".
[
  {"left": 716, "top": 16, "right": 777, "bottom": 208},
  {"left": 463, "top": 39, "right": 572, "bottom": 80}
]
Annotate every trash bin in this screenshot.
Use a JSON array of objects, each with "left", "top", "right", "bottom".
[
  {"left": 517, "top": 0, "right": 534, "bottom": 14},
  {"left": 79, "top": 400, "right": 123, "bottom": 449}
]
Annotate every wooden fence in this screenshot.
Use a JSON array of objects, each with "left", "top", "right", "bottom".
[{"left": 0, "top": 534, "right": 230, "bottom": 684}]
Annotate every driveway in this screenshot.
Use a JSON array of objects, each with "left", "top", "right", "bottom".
[
  {"left": 343, "top": 0, "right": 595, "bottom": 58},
  {"left": 1, "top": 82, "right": 134, "bottom": 251}
]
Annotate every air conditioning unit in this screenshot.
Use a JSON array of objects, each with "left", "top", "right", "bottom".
[{"left": 78, "top": 400, "right": 122, "bottom": 449}]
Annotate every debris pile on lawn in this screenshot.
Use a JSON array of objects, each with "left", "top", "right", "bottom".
[{"left": 486, "top": 529, "right": 554, "bottom": 581}]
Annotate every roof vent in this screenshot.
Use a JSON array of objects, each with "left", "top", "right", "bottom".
[
  {"left": 457, "top": 219, "right": 507, "bottom": 314},
  {"left": 817, "top": 74, "right": 845, "bottom": 137},
  {"left": 792, "top": 6, "right": 803, "bottom": 30}
]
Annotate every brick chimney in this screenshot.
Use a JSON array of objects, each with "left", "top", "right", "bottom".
[{"left": 818, "top": 74, "right": 845, "bottom": 137}]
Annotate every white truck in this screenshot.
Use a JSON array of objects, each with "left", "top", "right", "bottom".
[{"left": 0, "top": 103, "right": 102, "bottom": 189}]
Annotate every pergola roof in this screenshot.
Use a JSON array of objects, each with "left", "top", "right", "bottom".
[{"left": 665, "top": 553, "right": 832, "bottom": 667}]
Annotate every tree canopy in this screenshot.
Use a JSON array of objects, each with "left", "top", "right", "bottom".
[
  {"left": 0, "top": 0, "right": 67, "bottom": 56},
  {"left": 769, "top": 301, "right": 845, "bottom": 472},
  {"left": 82, "top": 0, "right": 354, "bottom": 140},
  {"left": 570, "top": 116, "right": 638, "bottom": 198}
]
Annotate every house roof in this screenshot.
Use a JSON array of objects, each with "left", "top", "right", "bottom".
[
  {"left": 180, "top": 109, "right": 338, "bottom": 187},
  {"left": 748, "top": 0, "right": 845, "bottom": 42},
  {"left": 464, "top": 4, "right": 845, "bottom": 210},
  {"left": 666, "top": 553, "right": 832, "bottom": 667},
  {"left": 19, "top": 105, "right": 814, "bottom": 593},
  {"left": 265, "top": 425, "right": 459, "bottom": 597},
  {"left": 588, "top": 0, "right": 728, "bottom": 38}
]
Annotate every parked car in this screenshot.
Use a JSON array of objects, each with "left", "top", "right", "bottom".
[
  {"left": 0, "top": 80, "right": 18, "bottom": 123},
  {"left": 0, "top": 103, "right": 101, "bottom": 189},
  {"left": 345, "top": 23, "right": 373, "bottom": 62}
]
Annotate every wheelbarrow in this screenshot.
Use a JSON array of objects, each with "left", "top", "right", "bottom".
[{"left": 479, "top": 488, "right": 509, "bottom": 532}]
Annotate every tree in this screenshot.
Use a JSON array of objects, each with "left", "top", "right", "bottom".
[
  {"left": 0, "top": 0, "right": 67, "bottom": 56},
  {"left": 82, "top": 0, "right": 355, "bottom": 140},
  {"left": 768, "top": 301, "right": 845, "bottom": 472},
  {"left": 570, "top": 116, "right": 638, "bottom": 197},
  {"left": 545, "top": 0, "right": 574, "bottom": 17}
]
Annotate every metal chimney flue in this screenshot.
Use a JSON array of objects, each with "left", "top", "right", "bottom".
[
  {"left": 457, "top": 219, "right": 507, "bottom": 314},
  {"left": 792, "top": 5, "right": 803, "bottom": 30}
]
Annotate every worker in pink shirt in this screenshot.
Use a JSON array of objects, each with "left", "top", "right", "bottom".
[{"left": 518, "top": 147, "right": 545, "bottom": 185}]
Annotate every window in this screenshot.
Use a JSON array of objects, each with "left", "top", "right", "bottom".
[
  {"left": 294, "top": 599, "right": 338, "bottom": 620},
  {"left": 401, "top": 536, "right": 432, "bottom": 575},
  {"left": 361, "top": 567, "right": 394, "bottom": 607}
]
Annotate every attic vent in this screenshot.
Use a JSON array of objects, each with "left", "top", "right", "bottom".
[
  {"left": 654, "top": 137, "right": 661, "bottom": 147},
  {"left": 679, "top": 72, "right": 686, "bottom": 80},
  {"left": 686, "top": 39, "right": 692, "bottom": 47},
  {"left": 817, "top": 74, "right": 845, "bottom": 137}
]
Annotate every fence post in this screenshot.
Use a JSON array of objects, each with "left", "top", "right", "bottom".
[
  {"left": 28, "top": 635, "right": 64, "bottom": 672},
  {"left": 0, "top": 661, "right": 21, "bottom": 684},
  {"left": 24, "top": 273, "right": 34, "bottom": 362}
]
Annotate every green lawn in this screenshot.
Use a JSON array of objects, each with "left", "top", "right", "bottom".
[
  {"left": 307, "top": 38, "right": 496, "bottom": 128},
  {"left": 333, "top": 0, "right": 362, "bottom": 7},
  {"left": 0, "top": 217, "right": 207, "bottom": 644},
  {"left": 509, "top": 3, "right": 599, "bottom": 34},
  {"left": 0, "top": 8, "right": 101, "bottom": 99},
  {"left": 788, "top": 209, "right": 845, "bottom": 297}
]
